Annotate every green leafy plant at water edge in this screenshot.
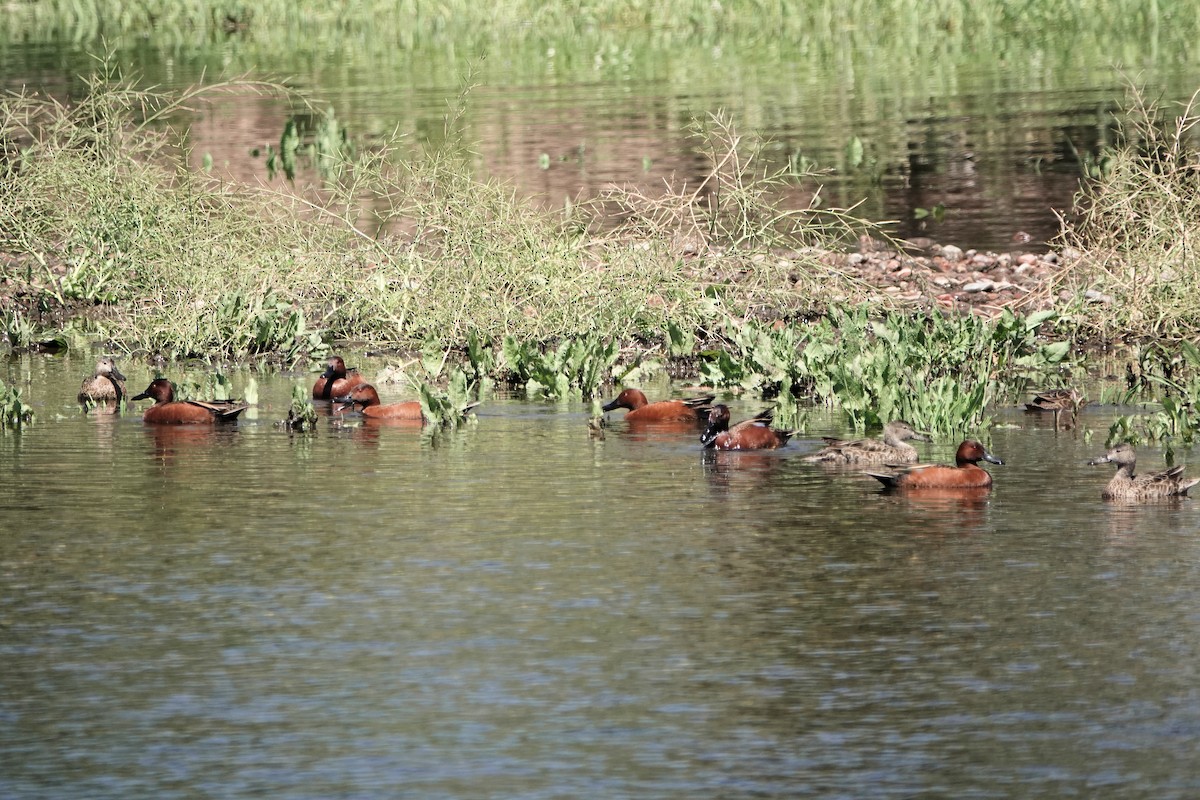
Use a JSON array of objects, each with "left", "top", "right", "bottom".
[
  {"left": 281, "top": 385, "right": 319, "bottom": 431},
  {"left": 0, "top": 380, "right": 35, "bottom": 432},
  {"left": 1, "top": 309, "right": 40, "bottom": 350},
  {"left": 55, "top": 245, "right": 123, "bottom": 304},
  {"left": 417, "top": 368, "right": 478, "bottom": 429},
  {"left": 666, "top": 320, "right": 695, "bottom": 358},
  {"left": 698, "top": 307, "right": 1069, "bottom": 435},
  {"left": 1103, "top": 341, "right": 1200, "bottom": 448},
  {"left": 214, "top": 292, "right": 325, "bottom": 362},
  {"left": 501, "top": 334, "right": 618, "bottom": 400},
  {"left": 170, "top": 372, "right": 237, "bottom": 403}
]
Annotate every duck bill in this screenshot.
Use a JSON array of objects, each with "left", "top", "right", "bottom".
[
  {"left": 131, "top": 390, "right": 151, "bottom": 401},
  {"left": 601, "top": 399, "right": 620, "bottom": 412},
  {"left": 1087, "top": 455, "right": 1112, "bottom": 466},
  {"left": 110, "top": 367, "right": 127, "bottom": 382},
  {"left": 332, "top": 395, "right": 359, "bottom": 412},
  {"left": 982, "top": 451, "right": 1004, "bottom": 465}
]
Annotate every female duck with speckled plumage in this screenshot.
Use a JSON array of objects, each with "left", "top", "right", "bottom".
[{"left": 1089, "top": 443, "right": 1199, "bottom": 500}]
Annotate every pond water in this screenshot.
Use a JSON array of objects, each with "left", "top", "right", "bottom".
[
  {"left": 4, "top": 23, "right": 1200, "bottom": 252},
  {"left": 3, "top": 353, "right": 1200, "bottom": 797}
]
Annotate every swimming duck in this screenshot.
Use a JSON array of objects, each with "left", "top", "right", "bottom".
[
  {"left": 700, "top": 404, "right": 794, "bottom": 450},
  {"left": 1088, "top": 442, "right": 1199, "bottom": 500},
  {"left": 602, "top": 388, "right": 715, "bottom": 424},
  {"left": 867, "top": 440, "right": 1002, "bottom": 489},
  {"left": 312, "top": 356, "right": 367, "bottom": 401},
  {"left": 1025, "top": 388, "right": 1086, "bottom": 429},
  {"left": 334, "top": 383, "right": 425, "bottom": 420},
  {"left": 78, "top": 357, "right": 126, "bottom": 405},
  {"left": 132, "top": 379, "right": 249, "bottom": 424},
  {"left": 803, "top": 420, "right": 930, "bottom": 464}
]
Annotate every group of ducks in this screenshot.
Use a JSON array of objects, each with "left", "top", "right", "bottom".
[
  {"left": 603, "top": 386, "right": 1199, "bottom": 501},
  {"left": 79, "top": 355, "right": 430, "bottom": 423},
  {"left": 79, "top": 356, "right": 1197, "bottom": 500}
]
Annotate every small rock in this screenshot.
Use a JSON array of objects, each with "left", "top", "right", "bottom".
[
  {"left": 847, "top": 253, "right": 866, "bottom": 266},
  {"left": 963, "top": 279, "right": 995, "bottom": 293},
  {"left": 1017, "top": 253, "right": 1039, "bottom": 266},
  {"left": 932, "top": 277, "right": 952, "bottom": 288},
  {"left": 895, "top": 267, "right": 912, "bottom": 279},
  {"left": 939, "top": 244, "right": 964, "bottom": 262}
]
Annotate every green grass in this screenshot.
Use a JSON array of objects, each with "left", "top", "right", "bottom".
[{"left": 0, "top": 75, "right": 875, "bottom": 360}]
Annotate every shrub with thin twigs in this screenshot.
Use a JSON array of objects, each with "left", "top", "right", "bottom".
[{"left": 1055, "top": 86, "right": 1200, "bottom": 340}]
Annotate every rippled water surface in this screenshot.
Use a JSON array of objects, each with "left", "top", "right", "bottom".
[{"left": 3, "top": 354, "right": 1200, "bottom": 797}]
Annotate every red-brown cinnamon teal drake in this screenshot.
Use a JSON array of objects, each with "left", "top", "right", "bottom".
[
  {"left": 868, "top": 440, "right": 1002, "bottom": 489},
  {"left": 700, "top": 404, "right": 794, "bottom": 450},
  {"left": 132, "top": 379, "right": 249, "bottom": 424}
]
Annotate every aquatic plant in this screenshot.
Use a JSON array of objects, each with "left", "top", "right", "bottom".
[
  {"left": 1102, "top": 341, "right": 1200, "bottom": 448},
  {"left": 170, "top": 372, "right": 237, "bottom": 403},
  {"left": 265, "top": 107, "right": 354, "bottom": 183},
  {"left": 279, "top": 385, "right": 319, "bottom": 431},
  {"left": 1, "top": 309, "right": 40, "bottom": 350},
  {"left": 417, "top": 368, "right": 478, "bottom": 428},
  {"left": 698, "top": 306, "right": 1069, "bottom": 435},
  {"left": 0, "top": 379, "right": 35, "bottom": 432},
  {"left": 500, "top": 334, "right": 618, "bottom": 400}
]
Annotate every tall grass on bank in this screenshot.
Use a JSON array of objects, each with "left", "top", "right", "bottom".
[
  {"left": 1055, "top": 87, "right": 1200, "bottom": 340},
  {"left": 0, "top": 77, "right": 875, "bottom": 358}
]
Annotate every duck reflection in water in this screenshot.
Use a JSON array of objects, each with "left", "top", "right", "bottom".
[{"left": 142, "top": 424, "right": 240, "bottom": 465}]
